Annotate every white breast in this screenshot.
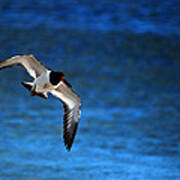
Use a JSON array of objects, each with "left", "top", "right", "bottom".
[{"left": 35, "top": 70, "right": 51, "bottom": 92}]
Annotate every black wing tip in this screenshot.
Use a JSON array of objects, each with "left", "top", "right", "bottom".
[
  {"left": 63, "top": 122, "right": 79, "bottom": 152},
  {"left": 64, "top": 139, "right": 72, "bottom": 151},
  {"left": 66, "top": 145, "right": 72, "bottom": 151}
]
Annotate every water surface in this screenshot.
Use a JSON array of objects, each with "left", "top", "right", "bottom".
[{"left": 0, "top": 0, "right": 180, "bottom": 179}]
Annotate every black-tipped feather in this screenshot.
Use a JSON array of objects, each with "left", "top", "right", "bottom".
[
  {"left": 50, "top": 82, "right": 81, "bottom": 151},
  {"left": 63, "top": 103, "right": 79, "bottom": 151}
]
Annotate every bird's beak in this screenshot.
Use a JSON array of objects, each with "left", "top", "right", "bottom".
[
  {"left": 61, "top": 76, "right": 72, "bottom": 88},
  {"left": 61, "top": 76, "right": 65, "bottom": 81},
  {"left": 64, "top": 79, "right": 72, "bottom": 88}
]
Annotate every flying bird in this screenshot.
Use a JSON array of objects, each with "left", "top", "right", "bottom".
[{"left": 0, "top": 54, "right": 81, "bottom": 151}]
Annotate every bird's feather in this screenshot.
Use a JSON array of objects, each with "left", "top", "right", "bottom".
[
  {"left": 0, "top": 54, "right": 47, "bottom": 78},
  {"left": 50, "top": 82, "right": 81, "bottom": 151}
]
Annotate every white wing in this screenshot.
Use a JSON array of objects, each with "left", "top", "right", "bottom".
[
  {"left": 0, "top": 54, "right": 48, "bottom": 78},
  {"left": 50, "top": 82, "right": 81, "bottom": 151}
]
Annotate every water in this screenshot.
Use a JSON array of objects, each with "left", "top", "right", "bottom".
[{"left": 0, "top": 0, "right": 180, "bottom": 179}]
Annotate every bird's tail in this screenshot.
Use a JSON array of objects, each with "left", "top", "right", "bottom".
[
  {"left": 21, "top": 81, "right": 33, "bottom": 91},
  {"left": 21, "top": 81, "right": 48, "bottom": 99}
]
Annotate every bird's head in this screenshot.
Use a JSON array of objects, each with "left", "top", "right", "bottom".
[
  {"left": 57, "top": 72, "right": 65, "bottom": 81},
  {"left": 50, "top": 71, "right": 64, "bottom": 85},
  {"left": 50, "top": 71, "right": 72, "bottom": 88}
]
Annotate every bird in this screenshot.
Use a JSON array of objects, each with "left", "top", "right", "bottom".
[{"left": 0, "top": 54, "right": 81, "bottom": 151}]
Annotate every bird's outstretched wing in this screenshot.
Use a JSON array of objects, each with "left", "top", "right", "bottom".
[
  {"left": 0, "top": 54, "right": 48, "bottom": 78},
  {"left": 50, "top": 82, "right": 81, "bottom": 151}
]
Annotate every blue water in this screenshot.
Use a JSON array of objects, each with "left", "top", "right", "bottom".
[{"left": 0, "top": 0, "right": 180, "bottom": 179}]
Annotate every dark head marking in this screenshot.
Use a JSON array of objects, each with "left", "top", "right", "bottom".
[{"left": 50, "top": 71, "right": 64, "bottom": 85}]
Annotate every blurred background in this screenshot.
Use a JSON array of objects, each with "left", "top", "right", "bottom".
[{"left": 0, "top": 0, "right": 180, "bottom": 179}]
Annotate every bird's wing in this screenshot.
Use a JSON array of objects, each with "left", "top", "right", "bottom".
[
  {"left": 50, "top": 82, "right": 81, "bottom": 151},
  {"left": 0, "top": 54, "right": 48, "bottom": 78}
]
